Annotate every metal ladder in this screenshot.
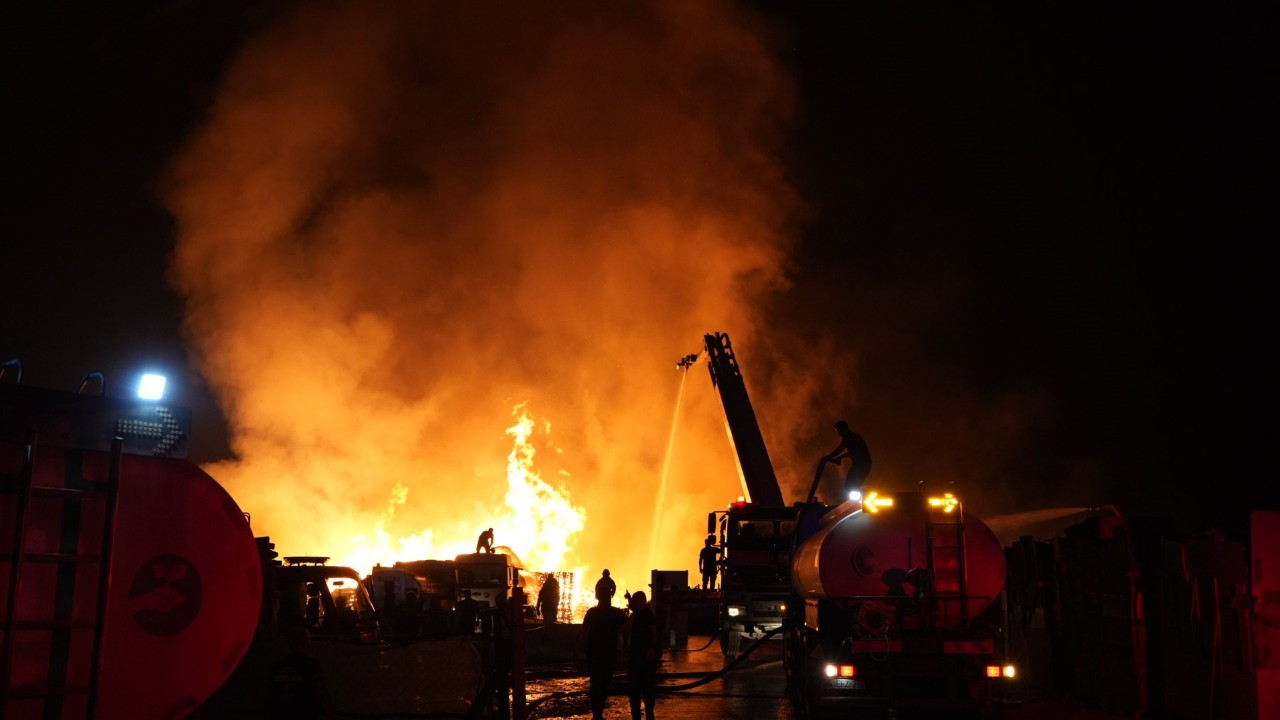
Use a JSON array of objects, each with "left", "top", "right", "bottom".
[
  {"left": 1, "top": 432, "right": 122, "bottom": 719},
  {"left": 925, "top": 498, "right": 969, "bottom": 626}
]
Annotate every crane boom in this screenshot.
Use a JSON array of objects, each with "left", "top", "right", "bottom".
[{"left": 702, "top": 332, "right": 785, "bottom": 507}]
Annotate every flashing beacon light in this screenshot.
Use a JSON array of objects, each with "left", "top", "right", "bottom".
[{"left": 137, "top": 373, "right": 166, "bottom": 400}]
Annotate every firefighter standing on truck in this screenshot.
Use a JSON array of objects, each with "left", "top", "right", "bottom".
[
  {"left": 833, "top": 420, "right": 871, "bottom": 495},
  {"left": 699, "top": 535, "right": 720, "bottom": 590}
]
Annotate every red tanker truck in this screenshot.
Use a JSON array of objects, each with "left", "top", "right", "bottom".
[
  {"left": 682, "top": 334, "right": 1015, "bottom": 716},
  {"left": 1, "top": 370, "right": 261, "bottom": 719},
  {"left": 785, "top": 488, "right": 1015, "bottom": 717}
]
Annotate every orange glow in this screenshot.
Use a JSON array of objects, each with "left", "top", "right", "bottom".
[
  {"left": 985, "top": 665, "right": 1002, "bottom": 678},
  {"left": 838, "top": 664, "right": 856, "bottom": 677},
  {"left": 164, "top": 2, "right": 814, "bottom": 607},
  {"left": 338, "top": 404, "right": 585, "bottom": 576}
]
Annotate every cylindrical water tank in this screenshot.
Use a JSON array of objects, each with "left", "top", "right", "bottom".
[
  {"left": 1, "top": 442, "right": 260, "bottom": 720},
  {"left": 792, "top": 493, "right": 1005, "bottom": 623}
]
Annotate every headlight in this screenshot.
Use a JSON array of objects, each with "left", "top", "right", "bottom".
[
  {"left": 727, "top": 605, "right": 744, "bottom": 618},
  {"left": 824, "top": 664, "right": 838, "bottom": 678}
]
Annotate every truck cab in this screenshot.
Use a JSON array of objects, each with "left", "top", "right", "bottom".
[
  {"left": 713, "top": 502, "right": 797, "bottom": 655},
  {"left": 274, "top": 558, "right": 380, "bottom": 643},
  {"left": 455, "top": 552, "right": 523, "bottom": 606},
  {"left": 453, "top": 552, "right": 525, "bottom": 633}
]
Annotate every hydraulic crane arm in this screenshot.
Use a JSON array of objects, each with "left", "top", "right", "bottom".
[{"left": 697, "top": 332, "right": 785, "bottom": 507}]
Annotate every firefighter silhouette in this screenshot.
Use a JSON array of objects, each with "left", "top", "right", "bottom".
[
  {"left": 476, "top": 527, "right": 495, "bottom": 554},
  {"left": 578, "top": 583, "right": 627, "bottom": 720},
  {"left": 838, "top": 420, "right": 872, "bottom": 491},
  {"left": 698, "top": 536, "right": 720, "bottom": 590},
  {"left": 595, "top": 569, "right": 616, "bottom": 603},
  {"left": 626, "top": 591, "right": 659, "bottom": 720},
  {"left": 537, "top": 573, "right": 561, "bottom": 624},
  {"left": 829, "top": 420, "right": 871, "bottom": 496}
]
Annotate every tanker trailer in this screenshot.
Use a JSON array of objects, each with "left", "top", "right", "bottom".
[
  {"left": 1, "top": 374, "right": 261, "bottom": 719},
  {"left": 785, "top": 489, "right": 1015, "bottom": 718}
]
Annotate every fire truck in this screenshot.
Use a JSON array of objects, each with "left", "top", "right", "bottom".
[
  {"left": 685, "top": 333, "right": 794, "bottom": 657},
  {"left": 686, "top": 334, "right": 1015, "bottom": 716},
  {"left": 786, "top": 489, "right": 1013, "bottom": 717}
]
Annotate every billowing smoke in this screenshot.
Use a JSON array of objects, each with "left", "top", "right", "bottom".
[{"left": 163, "top": 1, "right": 805, "bottom": 590}]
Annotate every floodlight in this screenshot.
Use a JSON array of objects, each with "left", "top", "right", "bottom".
[{"left": 138, "top": 373, "right": 166, "bottom": 400}]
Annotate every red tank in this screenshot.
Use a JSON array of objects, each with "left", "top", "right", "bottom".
[
  {"left": 792, "top": 491, "right": 1005, "bottom": 623},
  {"left": 1, "top": 384, "right": 260, "bottom": 720}
]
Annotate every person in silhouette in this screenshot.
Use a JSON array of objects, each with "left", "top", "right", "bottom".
[
  {"left": 626, "top": 591, "right": 659, "bottom": 720},
  {"left": 537, "top": 573, "right": 561, "bottom": 624},
  {"left": 698, "top": 536, "right": 720, "bottom": 590},
  {"left": 266, "top": 622, "right": 333, "bottom": 719},
  {"left": 832, "top": 420, "right": 871, "bottom": 496},
  {"left": 476, "top": 527, "right": 495, "bottom": 554},
  {"left": 577, "top": 585, "right": 627, "bottom": 720},
  {"left": 595, "top": 569, "right": 616, "bottom": 604}
]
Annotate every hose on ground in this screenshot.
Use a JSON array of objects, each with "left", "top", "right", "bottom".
[
  {"left": 525, "top": 627, "right": 786, "bottom": 718},
  {"left": 654, "top": 626, "right": 784, "bottom": 692}
]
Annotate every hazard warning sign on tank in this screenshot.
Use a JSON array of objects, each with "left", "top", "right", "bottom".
[{"left": 128, "top": 554, "right": 203, "bottom": 636}]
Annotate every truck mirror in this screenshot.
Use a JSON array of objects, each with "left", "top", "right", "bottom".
[{"left": 707, "top": 511, "right": 716, "bottom": 534}]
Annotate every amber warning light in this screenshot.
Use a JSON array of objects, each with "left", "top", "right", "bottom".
[
  {"left": 928, "top": 492, "right": 960, "bottom": 513},
  {"left": 863, "top": 491, "right": 894, "bottom": 513}
]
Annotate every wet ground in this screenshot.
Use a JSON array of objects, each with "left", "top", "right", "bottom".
[
  {"left": 194, "top": 626, "right": 1140, "bottom": 719},
  {"left": 524, "top": 633, "right": 1134, "bottom": 720},
  {"left": 525, "top": 632, "right": 795, "bottom": 720}
]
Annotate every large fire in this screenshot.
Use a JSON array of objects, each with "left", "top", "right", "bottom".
[
  {"left": 336, "top": 404, "right": 586, "bottom": 577},
  {"left": 163, "top": 1, "right": 840, "bottom": 611},
  {"left": 332, "top": 403, "right": 596, "bottom": 615}
]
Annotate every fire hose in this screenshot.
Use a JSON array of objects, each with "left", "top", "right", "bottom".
[
  {"left": 524, "top": 626, "right": 785, "bottom": 717},
  {"left": 654, "top": 625, "right": 784, "bottom": 691}
]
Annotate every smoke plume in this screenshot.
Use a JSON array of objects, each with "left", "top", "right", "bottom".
[{"left": 164, "top": 1, "right": 803, "bottom": 588}]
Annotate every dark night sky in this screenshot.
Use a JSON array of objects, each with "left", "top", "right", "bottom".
[{"left": 1, "top": 3, "right": 1270, "bottom": 539}]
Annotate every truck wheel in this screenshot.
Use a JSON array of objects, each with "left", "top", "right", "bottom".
[
  {"left": 785, "top": 630, "right": 820, "bottom": 719},
  {"left": 783, "top": 628, "right": 802, "bottom": 705},
  {"left": 719, "top": 630, "right": 740, "bottom": 659}
]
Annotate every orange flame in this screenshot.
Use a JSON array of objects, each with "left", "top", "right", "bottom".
[
  {"left": 494, "top": 404, "right": 585, "bottom": 572},
  {"left": 335, "top": 403, "right": 584, "bottom": 578}
]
